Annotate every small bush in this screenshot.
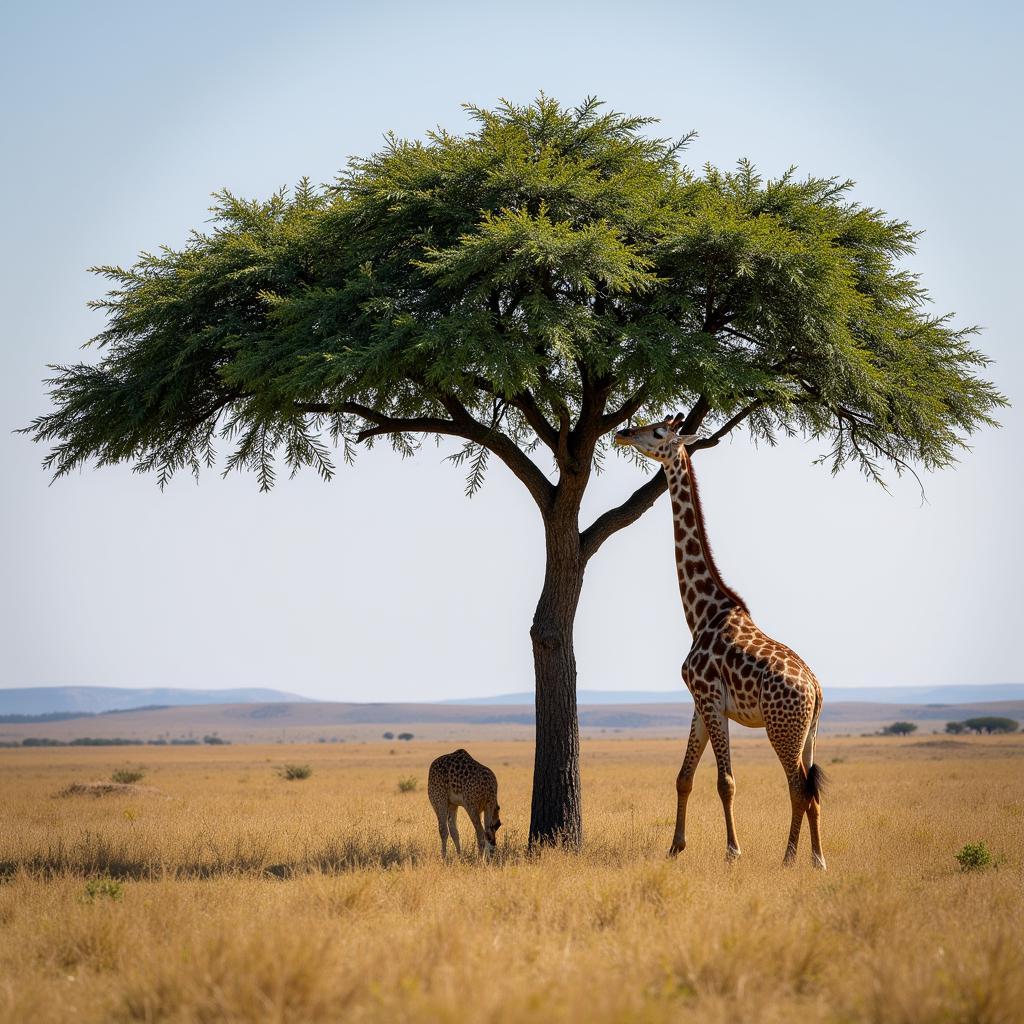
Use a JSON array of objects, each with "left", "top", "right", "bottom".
[
  {"left": 397, "top": 732, "right": 414, "bottom": 741},
  {"left": 111, "top": 768, "right": 144, "bottom": 784},
  {"left": 956, "top": 841, "right": 993, "bottom": 872},
  {"left": 277, "top": 764, "right": 312, "bottom": 780},
  {"left": 881, "top": 721, "right": 917, "bottom": 736},
  {"left": 397, "top": 776, "right": 418, "bottom": 793},
  {"left": 382, "top": 732, "right": 395, "bottom": 740},
  {"left": 81, "top": 877, "right": 124, "bottom": 902}
]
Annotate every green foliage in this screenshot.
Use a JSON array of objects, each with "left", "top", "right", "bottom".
[
  {"left": 81, "top": 877, "right": 124, "bottom": 902},
  {"left": 945, "top": 721, "right": 968, "bottom": 734},
  {"left": 382, "top": 732, "right": 395, "bottom": 740},
  {"left": 277, "top": 763, "right": 312, "bottom": 780},
  {"left": 24, "top": 95, "right": 1004, "bottom": 499},
  {"left": 881, "top": 721, "right": 917, "bottom": 736},
  {"left": 397, "top": 732, "right": 414, "bottom": 741},
  {"left": 955, "top": 841, "right": 992, "bottom": 872},
  {"left": 397, "top": 776, "right": 418, "bottom": 793},
  {"left": 961, "top": 717, "right": 1019, "bottom": 734},
  {"left": 110, "top": 768, "right": 144, "bottom": 784}
]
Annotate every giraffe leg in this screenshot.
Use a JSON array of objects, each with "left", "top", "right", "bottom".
[
  {"left": 767, "top": 711, "right": 817, "bottom": 867},
  {"left": 669, "top": 711, "right": 708, "bottom": 857},
  {"left": 782, "top": 766, "right": 809, "bottom": 865},
  {"left": 431, "top": 792, "right": 450, "bottom": 859},
  {"left": 467, "top": 808, "right": 487, "bottom": 856},
  {"left": 803, "top": 713, "right": 827, "bottom": 870},
  {"left": 447, "top": 805, "right": 462, "bottom": 857},
  {"left": 705, "top": 710, "right": 740, "bottom": 861}
]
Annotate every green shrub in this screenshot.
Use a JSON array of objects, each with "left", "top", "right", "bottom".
[
  {"left": 956, "top": 841, "right": 992, "bottom": 872},
  {"left": 881, "top": 721, "right": 917, "bottom": 736},
  {"left": 277, "top": 764, "right": 312, "bottom": 780},
  {"left": 111, "top": 768, "right": 144, "bottom": 784},
  {"left": 81, "top": 877, "right": 124, "bottom": 902},
  {"left": 397, "top": 776, "right": 418, "bottom": 793}
]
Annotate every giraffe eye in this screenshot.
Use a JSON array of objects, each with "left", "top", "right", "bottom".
[{"left": 653, "top": 427, "right": 666, "bottom": 439}]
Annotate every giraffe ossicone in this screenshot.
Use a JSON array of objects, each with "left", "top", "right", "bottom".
[{"left": 615, "top": 414, "right": 827, "bottom": 869}]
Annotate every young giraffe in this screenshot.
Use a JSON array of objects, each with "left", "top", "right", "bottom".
[
  {"left": 428, "top": 749, "right": 502, "bottom": 859},
  {"left": 615, "top": 414, "right": 827, "bottom": 869}
]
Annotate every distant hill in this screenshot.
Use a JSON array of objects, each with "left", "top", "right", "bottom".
[
  {"left": 0, "top": 697, "right": 1020, "bottom": 744},
  {"left": 0, "top": 686, "right": 313, "bottom": 715},
  {"left": 445, "top": 684, "right": 1024, "bottom": 706}
]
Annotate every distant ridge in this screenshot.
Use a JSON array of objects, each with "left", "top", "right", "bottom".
[
  {"left": 443, "top": 684, "right": 1024, "bottom": 706},
  {"left": 0, "top": 686, "right": 313, "bottom": 716}
]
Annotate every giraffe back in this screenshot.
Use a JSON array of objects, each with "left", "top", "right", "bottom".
[{"left": 428, "top": 749, "right": 498, "bottom": 815}]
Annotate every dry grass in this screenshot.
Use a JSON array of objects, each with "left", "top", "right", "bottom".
[{"left": 0, "top": 734, "right": 1021, "bottom": 1023}]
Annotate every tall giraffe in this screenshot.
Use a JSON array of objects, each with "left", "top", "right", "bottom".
[{"left": 615, "top": 414, "right": 827, "bottom": 869}]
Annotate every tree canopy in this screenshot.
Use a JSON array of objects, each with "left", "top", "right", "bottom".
[{"left": 27, "top": 95, "right": 1004, "bottom": 520}]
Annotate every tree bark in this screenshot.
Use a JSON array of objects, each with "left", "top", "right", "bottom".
[{"left": 529, "top": 514, "right": 585, "bottom": 848}]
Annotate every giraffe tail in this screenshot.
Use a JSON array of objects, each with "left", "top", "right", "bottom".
[{"left": 803, "top": 763, "right": 827, "bottom": 803}]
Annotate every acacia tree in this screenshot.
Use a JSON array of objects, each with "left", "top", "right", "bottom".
[{"left": 26, "top": 97, "right": 1004, "bottom": 845}]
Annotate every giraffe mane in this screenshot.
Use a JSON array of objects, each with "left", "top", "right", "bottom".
[{"left": 680, "top": 446, "right": 750, "bottom": 615}]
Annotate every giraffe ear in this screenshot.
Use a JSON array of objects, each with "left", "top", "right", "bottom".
[{"left": 677, "top": 433, "right": 700, "bottom": 446}]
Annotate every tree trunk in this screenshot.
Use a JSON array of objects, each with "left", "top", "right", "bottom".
[{"left": 529, "top": 516, "right": 585, "bottom": 847}]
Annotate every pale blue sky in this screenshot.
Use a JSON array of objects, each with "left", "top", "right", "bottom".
[{"left": 2, "top": 0, "right": 1020, "bottom": 700}]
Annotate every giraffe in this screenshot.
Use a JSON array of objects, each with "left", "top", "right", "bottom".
[
  {"left": 614, "top": 414, "right": 827, "bottom": 869},
  {"left": 428, "top": 749, "right": 502, "bottom": 859}
]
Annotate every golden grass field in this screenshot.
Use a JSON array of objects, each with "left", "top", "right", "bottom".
[{"left": 1, "top": 733, "right": 1022, "bottom": 1023}]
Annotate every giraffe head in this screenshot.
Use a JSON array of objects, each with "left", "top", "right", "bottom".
[
  {"left": 483, "top": 802, "right": 502, "bottom": 852},
  {"left": 614, "top": 414, "right": 699, "bottom": 463}
]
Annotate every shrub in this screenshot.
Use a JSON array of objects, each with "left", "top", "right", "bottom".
[
  {"left": 111, "top": 768, "right": 144, "bottom": 784},
  {"left": 382, "top": 732, "right": 395, "bottom": 740},
  {"left": 881, "top": 721, "right": 917, "bottom": 736},
  {"left": 203, "top": 735, "right": 228, "bottom": 745},
  {"left": 277, "top": 764, "right": 312, "bottom": 780},
  {"left": 955, "top": 841, "right": 993, "bottom": 872},
  {"left": 962, "top": 717, "right": 1019, "bottom": 735},
  {"left": 945, "top": 721, "right": 968, "bottom": 734},
  {"left": 397, "top": 776, "right": 418, "bottom": 793},
  {"left": 397, "top": 732, "right": 414, "bottom": 741},
  {"left": 81, "top": 877, "right": 124, "bottom": 902}
]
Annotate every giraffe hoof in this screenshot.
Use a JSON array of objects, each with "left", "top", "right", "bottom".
[
  {"left": 725, "top": 846, "right": 741, "bottom": 863},
  {"left": 668, "top": 843, "right": 685, "bottom": 858},
  {"left": 812, "top": 855, "right": 827, "bottom": 871}
]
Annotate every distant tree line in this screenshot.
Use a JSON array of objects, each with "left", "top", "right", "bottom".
[
  {"left": 945, "top": 717, "right": 1018, "bottom": 735},
  {"left": 5, "top": 735, "right": 230, "bottom": 748},
  {"left": 0, "top": 705, "right": 170, "bottom": 724}
]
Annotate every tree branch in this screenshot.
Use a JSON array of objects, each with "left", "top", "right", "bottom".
[
  {"left": 473, "top": 376, "right": 560, "bottom": 455},
  {"left": 294, "top": 402, "right": 457, "bottom": 441},
  {"left": 688, "top": 400, "right": 763, "bottom": 452},
  {"left": 580, "top": 466, "right": 667, "bottom": 562},
  {"left": 599, "top": 384, "right": 650, "bottom": 432},
  {"left": 295, "top": 398, "right": 555, "bottom": 512},
  {"left": 438, "top": 394, "right": 555, "bottom": 512}
]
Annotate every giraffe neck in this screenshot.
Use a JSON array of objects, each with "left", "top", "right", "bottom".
[{"left": 666, "top": 446, "right": 747, "bottom": 634}]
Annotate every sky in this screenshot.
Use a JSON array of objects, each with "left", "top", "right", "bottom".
[{"left": 2, "top": 0, "right": 1021, "bottom": 702}]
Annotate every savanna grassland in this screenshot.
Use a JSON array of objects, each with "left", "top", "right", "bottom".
[{"left": 1, "top": 734, "right": 1022, "bottom": 1024}]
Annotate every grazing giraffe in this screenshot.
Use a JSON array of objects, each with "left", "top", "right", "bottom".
[
  {"left": 615, "top": 414, "right": 827, "bottom": 869},
  {"left": 428, "top": 749, "right": 502, "bottom": 859}
]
